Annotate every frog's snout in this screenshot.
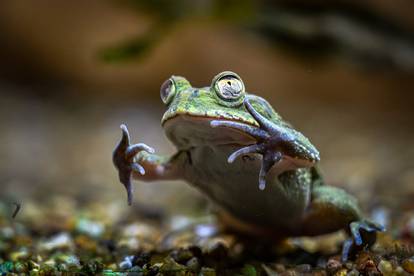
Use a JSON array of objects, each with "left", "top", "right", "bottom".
[{"left": 285, "top": 139, "right": 320, "bottom": 168}]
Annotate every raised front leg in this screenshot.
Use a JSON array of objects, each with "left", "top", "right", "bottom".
[
  {"left": 211, "top": 96, "right": 320, "bottom": 190},
  {"left": 113, "top": 124, "right": 183, "bottom": 205},
  {"left": 301, "top": 186, "right": 385, "bottom": 261}
]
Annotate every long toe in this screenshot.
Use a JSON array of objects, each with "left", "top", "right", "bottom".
[
  {"left": 126, "top": 143, "right": 155, "bottom": 159},
  {"left": 118, "top": 167, "right": 133, "bottom": 206},
  {"left": 244, "top": 96, "right": 275, "bottom": 132},
  {"left": 227, "top": 144, "right": 262, "bottom": 163},
  {"left": 210, "top": 120, "right": 268, "bottom": 140}
]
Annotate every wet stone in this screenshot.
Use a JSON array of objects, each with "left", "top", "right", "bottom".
[
  {"left": 82, "top": 259, "right": 104, "bottom": 274},
  {"left": 0, "top": 262, "right": 14, "bottom": 274},
  {"left": 147, "top": 265, "right": 160, "bottom": 276},
  {"left": 326, "top": 257, "right": 342, "bottom": 274},
  {"left": 28, "top": 260, "right": 40, "bottom": 271},
  {"left": 119, "top": 255, "right": 135, "bottom": 270},
  {"left": 160, "top": 257, "right": 187, "bottom": 274},
  {"left": 200, "top": 267, "right": 216, "bottom": 276},
  {"left": 38, "top": 232, "right": 74, "bottom": 251},
  {"left": 134, "top": 252, "right": 151, "bottom": 267},
  {"left": 296, "top": 263, "right": 312, "bottom": 273},
  {"left": 9, "top": 247, "right": 29, "bottom": 261},
  {"left": 170, "top": 248, "right": 194, "bottom": 264},
  {"left": 402, "top": 257, "right": 414, "bottom": 273},
  {"left": 0, "top": 227, "right": 14, "bottom": 239},
  {"left": 186, "top": 257, "right": 201, "bottom": 272},
  {"left": 355, "top": 252, "right": 380, "bottom": 275},
  {"left": 76, "top": 218, "right": 105, "bottom": 238},
  {"left": 280, "top": 269, "right": 297, "bottom": 276},
  {"left": 344, "top": 269, "right": 361, "bottom": 276},
  {"left": 377, "top": 259, "right": 394, "bottom": 276},
  {"left": 205, "top": 241, "right": 228, "bottom": 260}
]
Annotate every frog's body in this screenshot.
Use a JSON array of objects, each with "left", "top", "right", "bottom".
[{"left": 113, "top": 71, "right": 383, "bottom": 260}]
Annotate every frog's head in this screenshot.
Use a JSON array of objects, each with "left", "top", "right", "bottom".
[
  {"left": 161, "top": 71, "right": 257, "bottom": 126},
  {"left": 160, "top": 71, "right": 319, "bottom": 169}
]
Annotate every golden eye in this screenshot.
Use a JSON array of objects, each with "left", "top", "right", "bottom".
[
  {"left": 160, "top": 78, "right": 176, "bottom": 104},
  {"left": 213, "top": 72, "right": 245, "bottom": 102},
  {"left": 216, "top": 77, "right": 244, "bottom": 100}
]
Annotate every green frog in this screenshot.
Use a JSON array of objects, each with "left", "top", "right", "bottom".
[{"left": 113, "top": 71, "right": 383, "bottom": 260}]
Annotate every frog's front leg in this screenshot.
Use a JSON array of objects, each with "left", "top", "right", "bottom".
[
  {"left": 113, "top": 124, "right": 182, "bottom": 205},
  {"left": 301, "top": 186, "right": 385, "bottom": 261},
  {"left": 211, "top": 96, "right": 320, "bottom": 190}
]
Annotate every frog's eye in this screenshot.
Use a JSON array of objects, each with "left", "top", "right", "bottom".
[
  {"left": 212, "top": 71, "right": 245, "bottom": 106},
  {"left": 160, "top": 78, "right": 176, "bottom": 104}
]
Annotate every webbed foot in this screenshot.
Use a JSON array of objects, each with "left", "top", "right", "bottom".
[
  {"left": 341, "top": 219, "right": 385, "bottom": 262},
  {"left": 211, "top": 96, "right": 319, "bottom": 190},
  {"left": 113, "top": 124, "right": 155, "bottom": 205}
]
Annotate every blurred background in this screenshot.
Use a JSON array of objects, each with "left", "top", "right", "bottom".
[{"left": 0, "top": 0, "right": 413, "bottom": 219}]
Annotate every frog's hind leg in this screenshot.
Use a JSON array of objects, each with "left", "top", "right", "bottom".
[
  {"left": 302, "top": 186, "right": 362, "bottom": 236},
  {"left": 301, "top": 186, "right": 384, "bottom": 261}
]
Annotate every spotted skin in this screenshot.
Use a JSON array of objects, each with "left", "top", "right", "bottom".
[{"left": 112, "top": 71, "right": 384, "bottom": 261}]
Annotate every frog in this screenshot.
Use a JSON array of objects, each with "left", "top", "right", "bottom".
[{"left": 112, "top": 71, "right": 384, "bottom": 261}]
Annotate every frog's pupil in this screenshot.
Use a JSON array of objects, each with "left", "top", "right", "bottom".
[{"left": 215, "top": 75, "right": 244, "bottom": 103}]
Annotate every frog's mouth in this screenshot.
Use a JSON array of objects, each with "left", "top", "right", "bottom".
[{"left": 163, "top": 114, "right": 257, "bottom": 149}]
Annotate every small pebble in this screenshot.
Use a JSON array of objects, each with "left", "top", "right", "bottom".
[
  {"left": 346, "top": 269, "right": 359, "bottom": 276},
  {"left": 171, "top": 248, "right": 193, "bottom": 263},
  {"left": 326, "top": 257, "right": 342, "bottom": 274},
  {"left": 206, "top": 241, "right": 228, "bottom": 260},
  {"left": 160, "top": 257, "right": 187, "bottom": 273},
  {"left": 82, "top": 259, "right": 104, "bottom": 274},
  {"left": 0, "top": 262, "right": 14, "bottom": 274},
  {"left": 195, "top": 224, "right": 217, "bottom": 238},
  {"left": 261, "top": 264, "right": 278, "bottom": 276},
  {"left": 119, "top": 255, "right": 134, "bottom": 270},
  {"left": 377, "top": 259, "right": 393, "bottom": 276},
  {"left": 39, "top": 232, "right": 73, "bottom": 251},
  {"left": 186, "top": 257, "right": 201, "bottom": 272},
  {"left": 76, "top": 218, "right": 105, "bottom": 238},
  {"left": 28, "top": 260, "right": 40, "bottom": 270},
  {"left": 296, "top": 263, "right": 312, "bottom": 273},
  {"left": 134, "top": 252, "right": 151, "bottom": 267},
  {"left": 402, "top": 257, "right": 414, "bottom": 273},
  {"left": 14, "top": 262, "right": 28, "bottom": 273},
  {"left": 200, "top": 267, "right": 216, "bottom": 276},
  {"left": 10, "top": 248, "right": 29, "bottom": 261},
  {"left": 0, "top": 227, "right": 15, "bottom": 239}
]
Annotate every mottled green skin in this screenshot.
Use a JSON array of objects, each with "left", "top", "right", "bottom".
[
  {"left": 162, "top": 76, "right": 282, "bottom": 127},
  {"left": 156, "top": 74, "right": 363, "bottom": 237}
]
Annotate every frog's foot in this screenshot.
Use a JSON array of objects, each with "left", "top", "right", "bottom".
[
  {"left": 113, "top": 124, "right": 155, "bottom": 205},
  {"left": 341, "top": 220, "right": 385, "bottom": 262},
  {"left": 211, "top": 96, "right": 318, "bottom": 190}
]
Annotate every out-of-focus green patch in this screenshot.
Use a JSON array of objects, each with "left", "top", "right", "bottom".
[
  {"left": 0, "top": 262, "right": 14, "bottom": 274},
  {"left": 99, "top": 35, "right": 159, "bottom": 63},
  {"left": 240, "top": 264, "right": 257, "bottom": 276}
]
